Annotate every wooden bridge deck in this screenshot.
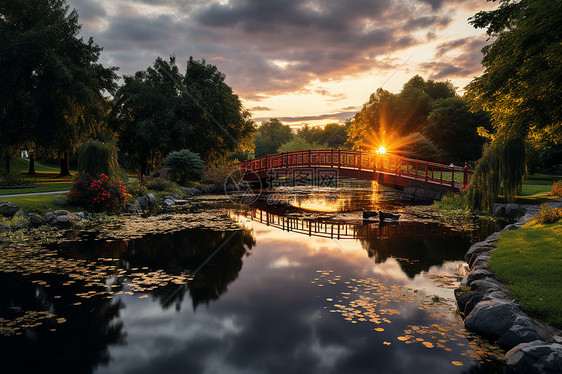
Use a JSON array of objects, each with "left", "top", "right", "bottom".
[{"left": 236, "top": 149, "right": 471, "bottom": 191}]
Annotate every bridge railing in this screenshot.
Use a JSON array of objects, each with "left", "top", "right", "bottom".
[{"left": 236, "top": 149, "right": 472, "bottom": 189}]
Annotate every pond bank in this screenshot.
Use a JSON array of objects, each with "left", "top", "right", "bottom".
[{"left": 455, "top": 203, "right": 562, "bottom": 374}]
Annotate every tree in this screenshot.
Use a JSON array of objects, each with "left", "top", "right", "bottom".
[
  {"left": 423, "top": 97, "right": 490, "bottom": 163},
  {"left": 347, "top": 76, "right": 455, "bottom": 153},
  {"left": 163, "top": 149, "right": 204, "bottom": 184},
  {"left": 0, "top": 0, "right": 118, "bottom": 176},
  {"left": 113, "top": 57, "right": 254, "bottom": 176},
  {"left": 465, "top": 0, "right": 562, "bottom": 210},
  {"left": 277, "top": 137, "right": 326, "bottom": 153},
  {"left": 253, "top": 118, "right": 293, "bottom": 157}
]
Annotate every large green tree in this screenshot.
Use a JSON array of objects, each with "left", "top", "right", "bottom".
[
  {"left": 253, "top": 118, "right": 293, "bottom": 157},
  {"left": 423, "top": 97, "right": 490, "bottom": 163},
  {"left": 0, "top": 0, "right": 117, "bottom": 176},
  {"left": 465, "top": 0, "right": 562, "bottom": 210},
  {"left": 347, "top": 75, "right": 455, "bottom": 153},
  {"left": 113, "top": 57, "right": 254, "bottom": 177}
]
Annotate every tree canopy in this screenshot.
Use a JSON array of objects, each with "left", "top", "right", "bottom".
[
  {"left": 347, "top": 75, "right": 456, "bottom": 154},
  {"left": 465, "top": 0, "right": 562, "bottom": 210},
  {"left": 113, "top": 57, "right": 254, "bottom": 176},
  {"left": 0, "top": 0, "right": 117, "bottom": 175},
  {"left": 253, "top": 118, "right": 294, "bottom": 157}
]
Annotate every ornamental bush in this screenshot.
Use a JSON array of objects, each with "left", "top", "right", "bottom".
[
  {"left": 163, "top": 149, "right": 204, "bottom": 185},
  {"left": 67, "top": 174, "right": 130, "bottom": 213},
  {"left": 78, "top": 140, "right": 121, "bottom": 180},
  {"left": 126, "top": 176, "right": 182, "bottom": 197}
]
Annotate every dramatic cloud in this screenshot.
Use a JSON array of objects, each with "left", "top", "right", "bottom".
[{"left": 419, "top": 36, "right": 488, "bottom": 81}]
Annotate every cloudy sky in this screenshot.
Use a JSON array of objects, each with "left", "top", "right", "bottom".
[{"left": 69, "top": 0, "right": 495, "bottom": 127}]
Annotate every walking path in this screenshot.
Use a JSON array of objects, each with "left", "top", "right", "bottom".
[{"left": 0, "top": 190, "right": 69, "bottom": 198}]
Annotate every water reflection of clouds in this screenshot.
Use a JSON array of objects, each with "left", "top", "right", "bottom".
[{"left": 94, "top": 221, "right": 496, "bottom": 373}]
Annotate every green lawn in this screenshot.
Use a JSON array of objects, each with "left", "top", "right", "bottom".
[
  {"left": 0, "top": 193, "right": 79, "bottom": 213},
  {"left": 0, "top": 158, "right": 75, "bottom": 195},
  {"left": 489, "top": 220, "right": 562, "bottom": 328}
]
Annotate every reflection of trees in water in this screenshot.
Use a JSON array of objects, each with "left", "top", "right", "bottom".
[
  {"left": 120, "top": 228, "right": 256, "bottom": 310},
  {"left": 359, "top": 223, "right": 473, "bottom": 278},
  {"left": 0, "top": 273, "right": 124, "bottom": 374},
  {"left": 58, "top": 228, "right": 256, "bottom": 311}
]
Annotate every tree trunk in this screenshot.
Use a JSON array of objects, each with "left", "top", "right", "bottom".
[
  {"left": 28, "top": 152, "right": 36, "bottom": 175},
  {"left": 59, "top": 151, "right": 71, "bottom": 177},
  {"left": 4, "top": 154, "right": 10, "bottom": 175}
]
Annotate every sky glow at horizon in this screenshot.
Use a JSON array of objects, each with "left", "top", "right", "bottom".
[{"left": 69, "top": 0, "right": 496, "bottom": 128}]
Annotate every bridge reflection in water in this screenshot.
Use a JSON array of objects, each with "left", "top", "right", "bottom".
[{"left": 237, "top": 206, "right": 459, "bottom": 241}]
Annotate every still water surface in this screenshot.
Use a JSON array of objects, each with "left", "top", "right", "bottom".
[{"left": 0, "top": 183, "right": 505, "bottom": 373}]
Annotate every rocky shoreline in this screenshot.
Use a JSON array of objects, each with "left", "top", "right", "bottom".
[{"left": 455, "top": 203, "right": 562, "bottom": 374}]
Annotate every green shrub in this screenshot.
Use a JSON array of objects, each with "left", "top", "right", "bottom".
[
  {"left": 67, "top": 174, "right": 129, "bottom": 213},
  {"left": 163, "top": 149, "right": 204, "bottom": 184},
  {"left": 78, "top": 140, "right": 121, "bottom": 180},
  {"left": 0, "top": 172, "right": 35, "bottom": 187},
  {"left": 552, "top": 181, "right": 562, "bottom": 197},
  {"left": 534, "top": 203, "right": 562, "bottom": 224}
]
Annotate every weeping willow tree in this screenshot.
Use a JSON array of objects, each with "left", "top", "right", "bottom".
[
  {"left": 467, "top": 137, "right": 526, "bottom": 211},
  {"left": 465, "top": 0, "right": 562, "bottom": 211}
]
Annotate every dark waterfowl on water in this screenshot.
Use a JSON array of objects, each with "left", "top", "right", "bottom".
[
  {"left": 379, "top": 211, "right": 400, "bottom": 221},
  {"left": 361, "top": 208, "right": 378, "bottom": 219}
]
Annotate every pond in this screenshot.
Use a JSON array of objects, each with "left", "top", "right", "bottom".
[{"left": 0, "top": 182, "right": 506, "bottom": 373}]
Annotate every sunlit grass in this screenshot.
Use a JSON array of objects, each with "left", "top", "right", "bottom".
[
  {"left": 0, "top": 194, "right": 81, "bottom": 213},
  {"left": 489, "top": 221, "right": 562, "bottom": 328},
  {"left": 0, "top": 158, "right": 76, "bottom": 195}
]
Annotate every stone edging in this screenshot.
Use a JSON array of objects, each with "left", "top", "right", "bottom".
[{"left": 455, "top": 204, "right": 562, "bottom": 374}]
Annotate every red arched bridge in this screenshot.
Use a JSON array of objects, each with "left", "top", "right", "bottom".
[{"left": 235, "top": 149, "right": 471, "bottom": 190}]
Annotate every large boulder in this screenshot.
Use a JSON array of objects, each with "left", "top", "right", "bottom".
[
  {"left": 464, "top": 298, "right": 522, "bottom": 340},
  {"left": 0, "top": 202, "right": 19, "bottom": 217},
  {"left": 464, "top": 241, "right": 495, "bottom": 263},
  {"left": 497, "top": 316, "right": 545, "bottom": 349},
  {"left": 28, "top": 213, "right": 45, "bottom": 227},
  {"left": 461, "top": 269, "right": 495, "bottom": 287},
  {"left": 504, "top": 341, "right": 562, "bottom": 374}
]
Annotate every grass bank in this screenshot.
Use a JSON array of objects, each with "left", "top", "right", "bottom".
[
  {"left": 0, "top": 158, "right": 75, "bottom": 195},
  {"left": 489, "top": 220, "right": 562, "bottom": 328}
]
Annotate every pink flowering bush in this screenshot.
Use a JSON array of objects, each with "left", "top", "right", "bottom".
[{"left": 67, "top": 173, "right": 130, "bottom": 213}]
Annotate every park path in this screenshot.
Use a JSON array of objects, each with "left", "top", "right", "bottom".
[{"left": 0, "top": 190, "right": 69, "bottom": 198}]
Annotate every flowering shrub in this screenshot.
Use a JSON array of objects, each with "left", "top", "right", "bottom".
[
  {"left": 67, "top": 173, "right": 130, "bottom": 213},
  {"left": 202, "top": 163, "right": 238, "bottom": 185},
  {"left": 534, "top": 203, "right": 562, "bottom": 224},
  {"left": 434, "top": 191, "right": 468, "bottom": 211}
]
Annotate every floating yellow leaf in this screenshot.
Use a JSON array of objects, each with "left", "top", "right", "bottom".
[{"left": 452, "top": 361, "right": 463, "bottom": 366}]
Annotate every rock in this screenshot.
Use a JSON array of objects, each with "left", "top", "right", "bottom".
[
  {"left": 13, "top": 220, "right": 30, "bottom": 230},
  {"left": 470, "top": 255, "right": 491, "bottom": 271},
  {"left": 0, "top": 202, "right": 19, "bottom": 217},
  {"left": 505, "top": 203, "right": 526, "bottom": 219},
  {"left": 502, "top": 223, "right": 519, "bottom": 232},
  {"left": 493, "top": 204, "right": 506, "bottom": 217},
  {"left": 461, "top": 269, "right": 495, "bottom": 287},
  {"left": 504, "top": 341, "right": 562, "bottom": 374},
  {"left": 0, "top": 223, "right": 10, "bottom": 233},
  {"left": 53, "top": 195, "right": 69, "bottom": 206},
  {"left": 464, "top": 241, "right": 495, "bottom": 263},
  {"left": 170, "top": 193, "right": 182, "bottom": 201},
  {"left": 53, "top": 210, "right": 70, "bottom": 217},
  {"left": 455, "top": 289, "right": 484, "bottom": 316},
  {"left": 464, "top": 298, "right": 522, "bottom": 340},
  {"left": 483, "top": 231, "right": 502, "bottom": 244},
  {"left": 51, "top": 214, "right": 71, "bottom": 228},
  {"left": 45, "top": 212, "right": 55, "bottom": 221},
  {"left": 147, "top": 193, "right": 156, "bottom": 208},
  {"left": 136, "top": 196, "right": 149, "bottom": 210},
  {"left": 28, "top": 213, "right": 45, "bottom": 227},
  {"left": 162, "top": 198, "right": 175, "bottom": 207},
  {"left": 470, "top": 278, "right": 508, "bottom": 295},
  {"left": 497, "top": 316, "right": 545, "bottom": 349}
]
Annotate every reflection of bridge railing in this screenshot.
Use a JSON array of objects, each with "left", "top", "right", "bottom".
[
  {"left": 236, "top": 149, "right": 471, "bottom": 190},
  {"left": 239, "top": 207, "right": 458, "bottom": 240}
]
